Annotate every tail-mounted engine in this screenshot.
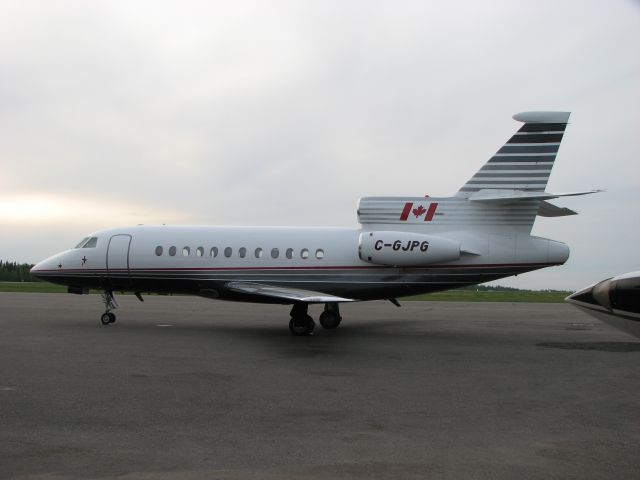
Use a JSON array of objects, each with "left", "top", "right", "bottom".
[{"left": 359, "top": 231, "right": 460, "bottom": 267}]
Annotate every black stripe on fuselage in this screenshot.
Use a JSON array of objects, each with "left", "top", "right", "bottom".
[
  {"left": 458, "top": 186, "right": 545, "bottom": 192},
  {"left": 33, "top": 263, "right": 558, "bottom": 301},
  {"left": 472, "top": 172, "right": 549, "bottom": 178},
  {"left": 465, "top": 180, "right": 548, "bottom": 185},
  {"left": 488, "top": 156, "right": 555, "bottom": 163},
  {"left": 518, "top": 123, "right": 567, "bottom": 133},
  {"left": 498, "top": 145, "right": 559, "bottom": 154},
  {"left": 507, "top": 134, "right": 564, "bottom": 144},
  {"left": 481, "top": 164, "right": 553, "bottom": 170}
]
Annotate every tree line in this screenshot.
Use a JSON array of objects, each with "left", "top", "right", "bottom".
[{"left": 0, "top": 261, "right": 40, "bottom": 282}]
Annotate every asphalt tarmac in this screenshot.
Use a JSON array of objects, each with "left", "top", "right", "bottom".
[{"left": 1, "top": 293, "right": 639, "bottom": 479}]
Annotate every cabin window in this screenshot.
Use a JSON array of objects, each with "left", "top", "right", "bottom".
[
  {"left": 224, "top": 247, "right": 232, "bottom": 258},
  {"left": 196, "top": 247, "right": 204, "bottom": 257},
  {"left": 182, "top": 247, "right": 190, "bottom": 256},
  {"left": 285, "top": 248, "right": 294, "bottom": 259},
  {"left": 155, "top": 246, "right": 163, "bottom": 256},
  {"left": 315, "top": 249, "right": 325, "bottom": 259},
  {"left": 169, "top": 246, "right": 177, "bottom": 256},
  {"left": 255, "top": 247, "right": 263, "bottom": 258},
  {"left": 271, "top": 248, "right": 279, "bottom": 259},
  {"left": 301, "top": 248, "right": 309, "bottom": 259},
  {"left": 239, "top": 247, "right": 247, "bottom": 258},
  {"left": 210, "top": 247, "right": 218, "bottom": 258}
]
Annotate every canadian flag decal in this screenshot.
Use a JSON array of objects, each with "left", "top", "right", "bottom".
[
  {"left": 412, "top": 205, "right": 426, "bottom": 217},
  {"left": 399, "top": 202, "right": 438, "bottom": 221}
]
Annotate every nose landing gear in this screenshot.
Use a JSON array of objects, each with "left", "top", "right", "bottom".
[
  {"left": 100, "top": 312, "right": 116, "bottom": 325},
  {"left": 100, "top": 290, "right": 118, "bottom": 325}
]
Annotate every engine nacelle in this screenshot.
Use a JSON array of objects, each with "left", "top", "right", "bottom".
[{"left": 359, "top": 231, "right": 460, "bottom": 267}]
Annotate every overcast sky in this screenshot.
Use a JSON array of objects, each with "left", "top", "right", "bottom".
[{"left": 1, "top": 0, "right": 639, "bottom": 290}]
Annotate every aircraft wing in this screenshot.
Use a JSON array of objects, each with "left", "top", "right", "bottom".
[{"left": 226, "top": 282, "right": 355, "bottom": 303}]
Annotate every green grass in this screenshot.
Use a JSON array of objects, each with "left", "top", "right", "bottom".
[
  {"left": 402, "top": 290, "right": 569, "bottom": 303},
  {"left": 0, "top": 282, "right": 68, "bottom": 293},
  {"left": 1, "top": 282, "right": 570, "bottom": 302}
]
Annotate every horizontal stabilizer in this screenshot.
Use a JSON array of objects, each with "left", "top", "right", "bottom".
[
  {"left": 468, "top": 189, "right": 601, "bottom": 204},
  {"left": 512, "top": 111, "right": 571, "bottom": 123},
  {"left": 226, "top": 282, "right": 354, "bottom": 303},
  {"left": 537, "top": 201, "right": 577, "bottom": 217}
]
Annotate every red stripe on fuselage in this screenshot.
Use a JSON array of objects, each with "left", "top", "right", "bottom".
[
  {"left": 400, "top": 202, "right": 413, "bottom": 221},
  {"left": 34, "top": 262, "right": 558, "bottom": 274},
  {"left": 425, "top": 202, "right": 438, "bottom": 221}
]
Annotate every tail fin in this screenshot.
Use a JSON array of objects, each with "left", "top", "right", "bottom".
[
  {"left": 357, "top": 111, "right": 598, "bottom": 235},
  {"left": 456, "top": 111, "right": 570, "bottom": 197}
]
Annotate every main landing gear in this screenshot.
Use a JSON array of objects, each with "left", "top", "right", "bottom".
[
  {"left": 100, "top": 290, "right": 118, "bottom": 325},
  {"left": 288, "top": 303, "right": 342, "bottom": 336},
  {"left": 319, "top": 303, "right": 342, "bottom": 329},
  {"left": 289, "top": 303, "right": 315, "bottom": 336}
]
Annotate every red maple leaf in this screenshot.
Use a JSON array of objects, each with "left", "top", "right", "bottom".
[{"left": 412, "top": 205, "right": 426, "bottom": 217}]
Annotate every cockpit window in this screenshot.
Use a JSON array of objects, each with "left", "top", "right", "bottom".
[
  {"left": 75, "top": 237, "right": 98, "bottom": 248},
  {"left": 83, "top": 237, "right": 98, "bottom": 248},
  {"left": 75, "top": 237, "right": 89, "bottom": 248}
]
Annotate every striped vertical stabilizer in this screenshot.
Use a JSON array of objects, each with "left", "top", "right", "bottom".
[{"left": 456, "top": 111, "right": 570, "bottom": 197}]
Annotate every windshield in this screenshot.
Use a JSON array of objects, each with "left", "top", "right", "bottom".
[
  {"left": 75, "top": 237, "right": 89, "bottom": 248},
  {"left": 75, "top": 237, "right": 98, "bottom": 248}
]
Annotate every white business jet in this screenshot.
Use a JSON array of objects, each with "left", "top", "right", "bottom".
[
  {"left": 566, "top": 272, "right": 640, "bottom": 339},
  {"left": 32, "top": 111, "right": 598, "bottom": 335}
]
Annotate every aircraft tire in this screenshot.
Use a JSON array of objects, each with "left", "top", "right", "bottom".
[
  {"left": 319, "top": 311, "right": 341, "bottom": 329},
  {"left": 108, "top": 312, "right": 116, "bottom": 324},
  {"left": 289, "top": 316, "right": 315, "bottom": 336},
  {"left": 101, "top": 313, "right": 112, "bottom": 325}
]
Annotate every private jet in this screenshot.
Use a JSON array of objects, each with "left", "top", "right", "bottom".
[
  {"left": 566, "top": 271, "right": 640, "bottom": 339},
  {"left": 32, "top": 111, "right": 598, "bottom": 335}
]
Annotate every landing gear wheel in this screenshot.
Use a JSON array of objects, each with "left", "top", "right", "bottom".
[
  {"left": 100, "top": 290, "right": 119, "bottom": 326},
  {"left": 289, "top": 316, "right": 315, "bottom": 336},
  {"left": 289, "top": 303, "right": 315, "bottom": 336},
  {"left": 101, "top": 313, "right": 112, "bottom": 325},
  {"left": 319, "top": 310, "right": 341, "bottom": 329},
  {"left": 319, "top": 303, "right": 342, "bottom": 329}
]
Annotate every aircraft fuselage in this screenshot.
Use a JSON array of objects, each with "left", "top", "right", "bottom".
[{"left": 32, "top": 224, "right": 568, "bottom": 302}]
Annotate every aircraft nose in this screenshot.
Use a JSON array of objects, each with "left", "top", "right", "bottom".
[
  {"left": 565, "top": 279, "right": 612, "bottom": 310},
  {"left": 30, "top": 253, "right": 64, "bottom": 279},
  {"left": 565, "top": 275, "right": 640, "bottom": 339},
  {"left": 30, "top": 261, "right": 45, "bottom": 278}
]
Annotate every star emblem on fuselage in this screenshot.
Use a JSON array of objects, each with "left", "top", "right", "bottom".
[{"left": 81, "top": 256, "right": 87, "bottom": 266}]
